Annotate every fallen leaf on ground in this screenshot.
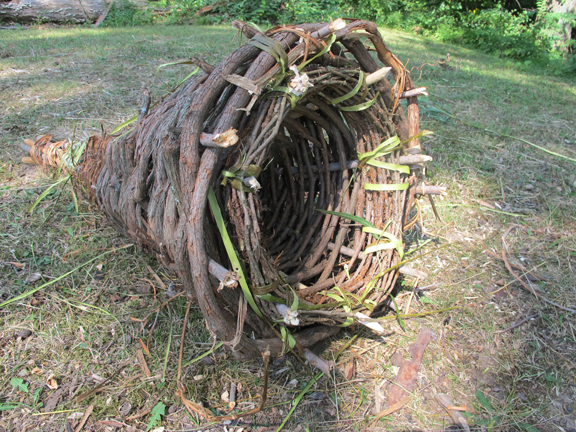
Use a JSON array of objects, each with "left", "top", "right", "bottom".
[
  {"left": 136, "top": 349, "right": 151, "bottom": 378},
  {"left": 118, "top": 402, "right": 132, "bottom": 416},
  {"left": 44, "top": 387, "right": 65, "bottom": 412},
  {"left": 387, "top": 328, "right": 436, "bottom": 406},
  {"left": 344, "top": 360, "right": 355, "bottom": 380},
  {"left": 25, "top": 273, "right": 42, "bottom": 284},
  {"left": 46, "top": 375, "right": 58, "bottom": 390},
  {"left": 17, "top": 329, "right": 32, "bottom": 339},
  {"left": 374, "top": 379, "right": 386, "bottom": 414},
  {"left": 303, "top": 349, "right": 332, "bottom": 375}
]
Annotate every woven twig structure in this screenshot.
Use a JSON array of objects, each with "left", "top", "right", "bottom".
[{"left": 25, "top": 20, "right": 439, "bottom": 360}]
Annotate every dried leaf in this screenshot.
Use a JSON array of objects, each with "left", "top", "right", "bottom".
[
  {"left": 25, "top": 273, "right": 42, "bottom": 284},
  {"left": 303, "top": 349, "right": 332, "bottom": 375},
  {"left": 139, "top": 338, "right": 150, "bottom": 356},
  {"left": 374, "top": 380, "right": 386, "bottom": 414},
  {"left": 344, "top": 360, "right": 355, "bottom": 380},
  {"left": 119, "top": 402, "right": 132, "bottom": 416},
  {"left": 387, "top": 328, "right": 436, "bottom": 406},
  {"left": 17, "top": 329, "right": 32, "bottom": 339},
  {"left": 46, "top": 375, "right": 59, "bottom": 390},
  {"left": 44, "top": 387, "right": 65, "bottom": 413},
  {"left": 224, "top": 74, "right": 262, "bottom": 95},
  {"left": 136, "top": 349, "right": 151, "bottom": 378}
]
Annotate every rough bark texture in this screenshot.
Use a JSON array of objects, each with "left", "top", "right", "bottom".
[
  {"left": 25, "top": 20, "right": 432, "bottom": 360},
  {"left": 0, "top": 0, "right": 106, "bottom": 23}
]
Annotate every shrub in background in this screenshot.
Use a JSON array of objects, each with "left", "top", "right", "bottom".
[
  {"left": 103, "top": 0, "right": 154, "bottom": 26},
  {"left": 100, "top": 0, "right": 574, "bottom": 74},
  {"left": 212, "top": 0, "right": 341, "bottom": 24}
]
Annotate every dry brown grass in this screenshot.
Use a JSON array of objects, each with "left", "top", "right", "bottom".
[{"left": 1, "top": 24, "right": 575, "bottom": 432}]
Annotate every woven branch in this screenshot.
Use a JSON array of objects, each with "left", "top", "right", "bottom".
[{"left": 25, "top": 20, "right": 432, "bottom": 360}]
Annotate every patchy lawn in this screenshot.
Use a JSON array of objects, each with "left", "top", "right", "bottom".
[{"left": 1, "top": 24, "right": 575, "bottom": 431}]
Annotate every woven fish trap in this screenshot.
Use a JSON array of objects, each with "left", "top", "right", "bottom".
[{"left": 24, "top": 20, "right": 439, "bottom": 359}]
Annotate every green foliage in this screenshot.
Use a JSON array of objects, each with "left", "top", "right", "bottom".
[
  {"left": 284, "top": 0, "right": 341, "bottom": 22},
  {"left": 160, "top": 0, "right": 208, "bottom": 25},
  {"left": 103, "top": 0, "right": 210, "bottom": 26},
  {"left": 213, "top": 0, "right": 341, "bottom": 24},
  {"left": 147, "top": 401, "right": 166, "bottom": 430},
  {"left": 103, "top": 0, "right": 154, "bottom": 26},
  {"left": 98, "top": 0, "right": 574, "bottom": 74},
  {"left": 0, "top": 403, "right": 19, "bottom": 411},
  {"left": 342, "top": 0, "right": 573, "bottom": 73},
  {"left": 467, "top": 390, "right": 540, "bottom": 432},
  {"left": 11, "top": 378, "right": 28, "bottom": 393},
  {"left": 460, "top": 7, "right": 540, "bottom": 59}
]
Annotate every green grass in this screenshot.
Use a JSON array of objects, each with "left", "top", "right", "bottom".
[{"left": 1, "top": 23, "right": 576, "bottom": 431}]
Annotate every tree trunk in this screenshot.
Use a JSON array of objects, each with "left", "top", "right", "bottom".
[
  {"left": 0, "top": 0, "right": 106, "bottom": 23},
  {"left": 542, "top": 0, "right": 576, "bottom": 54}
]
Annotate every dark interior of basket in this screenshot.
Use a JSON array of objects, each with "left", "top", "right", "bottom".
[{"left": 212, "top": 55, "right": 418, "bottom": 327}]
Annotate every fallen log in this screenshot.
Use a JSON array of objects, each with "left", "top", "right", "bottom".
[
  {"left": 22, "top": 19, "right": 437, "bottom": 359},
  {"left": 0, "top": 0, "right": 106, "bottom": 23}
]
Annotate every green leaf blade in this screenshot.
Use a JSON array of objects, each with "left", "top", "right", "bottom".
[
  {"left": 330, "top": 71, "right": 365, "bottom": 105},
  {"left": 208, "top": 188, "right": 263, "bottom": 318},
  {"left": 365, "top": 160, "right": 410, "bottom": 174},
  {"left": 340, "top": 91, "right": 380, "bottom": 112},
  {"left": 315, "top": 209, "right": 375, "bottom": 229},
  {"left": 364, "top": 183, "right": 410, "bottom": 191},
  {"left": 11, "top": 377, "right": 28, "bottom": 393}
]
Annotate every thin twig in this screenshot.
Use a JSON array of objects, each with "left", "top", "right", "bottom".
[
  {"left": 180, "top": 351, "right": 271, "bottom": 422},
  {"left": 138, "top": 291, "right": 185, "bottom": 330},
  {"left": 404, "top": 277, "right": 419, "bottom": 316},
  {"left": 502, "top": 243, "right": 576, "bottom": 313},
  {"left": 368, "top": 396, "right": 411, "bottom": 427},
  {"left": 177, "top": 301, "right": 192, "bottom": 384},
  {"left": 74, "top": 405, "right": 93, "bottom": 432},
  {"left": 495, "top": 313, "right": 539, "bottom": 334},
  {"left": 76, "top": 364, "right": 128, "bottom": 403}
]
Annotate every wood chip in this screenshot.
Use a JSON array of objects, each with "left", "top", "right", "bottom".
[
  {"left": 74, "top": 405, "right": 93, "bottom": 432},
  {"left": 136, "top": 349, "right": 151, "bottom": 378},
  {"left": 369, "top": 396, "right": 410, "bottom": 427},
  {"left": 436, "top": 393, "right": 470, "bottom": 432},
  {"left": 344, "top": 360, "right": 355, "bottom": 380}
]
